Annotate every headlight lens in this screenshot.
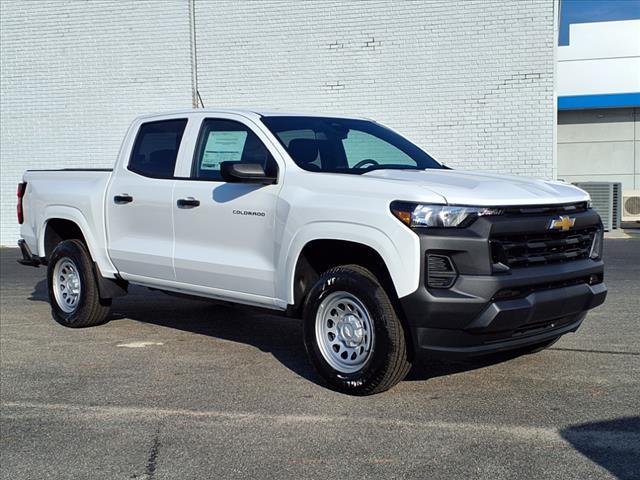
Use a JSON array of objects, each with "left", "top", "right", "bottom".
[{"left": 391, "top": 202, "right": 503, "bottom": 228}]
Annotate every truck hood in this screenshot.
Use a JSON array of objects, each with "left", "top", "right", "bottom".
[{"left": 364, "top": 169, "right": 589, "bottom": 206}]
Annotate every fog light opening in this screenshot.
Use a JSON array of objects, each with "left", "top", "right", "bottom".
[
  {"left": 588, "top": 274, "right": 602, "bottom": 286},
  {"left": 426, "top": 253, "right": 458, "bottom": 289}
]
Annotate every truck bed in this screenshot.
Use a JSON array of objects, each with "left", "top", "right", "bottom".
[{"left": 21, "top": 169, "right": 115, "bottom": 275}]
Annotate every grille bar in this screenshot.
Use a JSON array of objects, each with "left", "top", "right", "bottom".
[
  {"left": 491, "top": 227, "right": 598, "bottom": 268},
  {"left": 501, "top": 202, "right": 588, "bottom": 215}
]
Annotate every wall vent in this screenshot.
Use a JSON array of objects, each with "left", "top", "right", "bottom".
[{"left": 572, "top": 182, "right": 622, "bottom": 231}]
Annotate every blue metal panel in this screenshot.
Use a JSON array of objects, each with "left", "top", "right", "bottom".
[{"left": 558, "top": 92, "right": 640, "bottom": 110}]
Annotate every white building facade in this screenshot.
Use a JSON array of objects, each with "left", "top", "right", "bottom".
[
  {"left": 557, "top": 20, "right": 640, "bottom": 196},
  {"left": 1, "top": 0, "right": 558, "bottom": 245}
]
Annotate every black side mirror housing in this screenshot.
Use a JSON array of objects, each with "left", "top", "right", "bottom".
[{"left": 220, "top": 162, "right": 277, "bottom": 185}]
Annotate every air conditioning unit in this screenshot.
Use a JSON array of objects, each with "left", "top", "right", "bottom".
[
  {"left": 572, "top": 182, "right": 621, "bottom": 231},
  {"left": 622, "top": 190, "right": 640, "bottom": 222}
]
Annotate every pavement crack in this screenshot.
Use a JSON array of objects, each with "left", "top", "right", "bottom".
[
  {"left": 549, "top": 347, "right": 639, "bottom": 356},
  {"left": 145, "top": 427, "right": 161, "bottom": 478},
  {"left": 130, "top": 426, "right": 161, "bottom": 479}
]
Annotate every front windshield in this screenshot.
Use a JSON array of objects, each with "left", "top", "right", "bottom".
[{"left": 261, "top": 116, "right": 442, "bottom": 173}]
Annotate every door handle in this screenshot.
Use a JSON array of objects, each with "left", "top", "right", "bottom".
[
  {"left": 114, "top": 194, "right": 133, "bottom": 204},
  {"left": 177, "top": 197, "right": 200, "bottom": 208}
]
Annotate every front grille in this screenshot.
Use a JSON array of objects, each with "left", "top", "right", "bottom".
[
  {"left": 491, "top": 226, "right": 599, "bottom": 268},
  {"left": 501, "top": 202, "right": 589, "bottom": 215}
]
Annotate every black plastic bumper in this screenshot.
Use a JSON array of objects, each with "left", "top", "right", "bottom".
[
  {"left": 399, "top": 209, "right": 607, "bottom": 357},
  {"left": 17, "top": 239, "right": 42, "bottom": 267}
]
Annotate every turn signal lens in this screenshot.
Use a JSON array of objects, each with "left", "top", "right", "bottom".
[{"left": 393, "top": 209, "right": 412, "bottom": 226}]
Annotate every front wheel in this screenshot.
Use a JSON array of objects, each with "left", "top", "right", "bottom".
[
  {"left": 47, "top": 239, "right": 111, "bottom": 328},
  {"left": 303, "top": 265, "right": 411, "bottom": 395}
]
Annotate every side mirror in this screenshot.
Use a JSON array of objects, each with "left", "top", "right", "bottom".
[{"left": 220, "top": 162, "right": 277, "bottom": 185}]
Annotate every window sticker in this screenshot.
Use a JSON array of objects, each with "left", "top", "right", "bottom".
[{"left": 201, "top": 131, "right": 248, "bottom": 170}]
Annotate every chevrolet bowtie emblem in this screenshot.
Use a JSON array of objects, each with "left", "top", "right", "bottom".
[{"left": 549, "top": 215, "right": 576, "bottom": 231}]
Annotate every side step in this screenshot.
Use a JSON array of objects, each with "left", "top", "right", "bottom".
[{"left": 17, "top": 239, "right": 43, "bottom": 267}]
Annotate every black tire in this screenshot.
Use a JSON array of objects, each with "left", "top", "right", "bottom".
[
  {"left": 303, "top": 264, "right": 411, "bottom": 395},
  {"left": 47, "top": 239, "right": 111, "bottom": 328}
]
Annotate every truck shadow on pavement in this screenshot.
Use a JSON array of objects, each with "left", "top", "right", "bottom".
[
  {"left": 560, "top": 417, "right": 640, "bottom": 480},
  {"left": 28, "top": 280, "right": 542, "bottom": 387}
]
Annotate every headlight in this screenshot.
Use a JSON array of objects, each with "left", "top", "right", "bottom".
[{"left": 390, "top": 201, "right": 503, "bottom": 228}]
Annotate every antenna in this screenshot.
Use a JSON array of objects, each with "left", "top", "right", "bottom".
[{"left": 197, "top": 90, "right": 205, "bottom": 108}]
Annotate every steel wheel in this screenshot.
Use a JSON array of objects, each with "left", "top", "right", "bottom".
[
  {"left": 52, "top": 257, "right": 82, "bottom": 313},
  {"left": 315, "top": 291, "right": 374, "bottom": 374}
]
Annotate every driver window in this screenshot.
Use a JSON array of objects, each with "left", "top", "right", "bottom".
[
  {"left": 342, "top": 130, "right": 416, "bottom": 168},
  {"left": 192, "top": 119, "right": 277, "bottom": 181}
]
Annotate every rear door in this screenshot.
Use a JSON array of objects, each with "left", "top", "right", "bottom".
[
  {"left": 106, "top": 118, "right": 188, "bottom": 280},
  {"left": 172, "top": 115, "right": 282, "bottom": 300}
]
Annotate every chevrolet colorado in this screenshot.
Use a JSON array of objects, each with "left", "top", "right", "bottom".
[{"left": 17, "top": 109, "right": 607, "bottom": 394}]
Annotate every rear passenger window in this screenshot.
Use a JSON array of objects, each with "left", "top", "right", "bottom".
[
  {"left": 129, "top": 119, "right": 188, "bottom": 178},
  {"left": 192, "top": 119, "right": 277, "bottom": 181}
]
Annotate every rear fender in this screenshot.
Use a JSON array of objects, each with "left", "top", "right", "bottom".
[{"left": 39, "top": 206, "right": 118, "bottom": 278}]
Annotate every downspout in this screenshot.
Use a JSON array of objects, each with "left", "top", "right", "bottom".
[
  {"left": 552, "top": 0, "right": 560, "bottom": 180},
  {"left": 188, "top": 0, "right": 201, "bottom": 108}
]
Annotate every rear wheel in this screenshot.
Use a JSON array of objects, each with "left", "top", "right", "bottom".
[
  {"left": 303, "top": 265, "right": 411, "bottom": 395},
  {"left": 47, "top": 239, "right": 111, "bottom": 328}
]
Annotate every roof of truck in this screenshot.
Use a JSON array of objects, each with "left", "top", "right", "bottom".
[{"left": 135, "top": 108, "right": 369, "bottom": 121}]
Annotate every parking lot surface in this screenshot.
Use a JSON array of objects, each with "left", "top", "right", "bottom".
[{"left": 1, "top": 240, "right": 639, "bottom": 480}]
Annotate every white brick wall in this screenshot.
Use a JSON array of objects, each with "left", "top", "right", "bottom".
[
  {"left": 0, "top": 0, "right": 193, "bottom": 245},
  {"left": 0, "top": 0, "right": 555, "bottom": 245},
  {"left": 195, "top": 0, "right": 555, "bottom": 175}
]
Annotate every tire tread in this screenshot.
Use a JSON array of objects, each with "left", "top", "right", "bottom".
[
  {"left": 48, "top": 239, "right": 111, "bottom": 328},
  {"left": 304, "top": 264, "right": 411, "bottom": 395}
]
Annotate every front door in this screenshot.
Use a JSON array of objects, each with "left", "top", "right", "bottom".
[{"left": 172, "top": 117, "right": 281, "bottom": 299}]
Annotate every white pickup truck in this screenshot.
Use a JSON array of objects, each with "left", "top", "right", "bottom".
[{"left": 17, "top": 109, "right": 607, "bottom": 394}]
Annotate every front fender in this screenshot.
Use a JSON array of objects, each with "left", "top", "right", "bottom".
[{"left": 279, "top": 221, "right": 420, "bottom": 304}]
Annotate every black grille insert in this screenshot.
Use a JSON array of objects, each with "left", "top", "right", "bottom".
[
  {"left": 491, "top": 226, "right": 598, "bottom": 268},
  {"left": 501, "top": 202, "right": 588, "bottom": 215}
]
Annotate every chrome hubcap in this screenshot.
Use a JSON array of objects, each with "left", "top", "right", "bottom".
[
  {"left": 53, "top": 258, "right": 81, "bottom": 313},
  {"left": 315, "top": 291, "right": 374, "bottom": 374}
]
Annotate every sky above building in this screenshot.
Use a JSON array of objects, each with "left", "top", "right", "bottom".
[{"left": 560, "top": 0, "right": 640, "bottom": 45}]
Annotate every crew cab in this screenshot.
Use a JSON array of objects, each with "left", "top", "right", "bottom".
[{"left": 17, "top": 109, "right": 607, "bottom": 394}]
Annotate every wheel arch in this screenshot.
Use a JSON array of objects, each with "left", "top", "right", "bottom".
[
  {"left": 281, "top": 223, "right": 420, "bottom": 308},
  {"left": 38, "top": 206, "right": 117, "bottom": 278},
  {"left": 290, "top": 239, "right": 398, "bottom": 314}
]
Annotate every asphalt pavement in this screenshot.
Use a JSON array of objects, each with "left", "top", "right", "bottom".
[{"left": 1, "top": 240, "right": 639, "bottom": 479}]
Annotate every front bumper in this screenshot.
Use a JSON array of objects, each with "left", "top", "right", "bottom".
[{"left": 399, "top": 208, "right": 607, "bottom": 357}]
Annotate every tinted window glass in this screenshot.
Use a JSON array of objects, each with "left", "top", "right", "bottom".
[
  {"left": 129, "top": 119, "right": 187, "bottom": 178},
  {"left": 192, "top": 119, "right": 277, "bottom": 181},
  {"left": 261, "top": 116, "right": 442, "bottom": 174},
  {"left": 342, "top": 130, "right": 415, "bottom": 167}
]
